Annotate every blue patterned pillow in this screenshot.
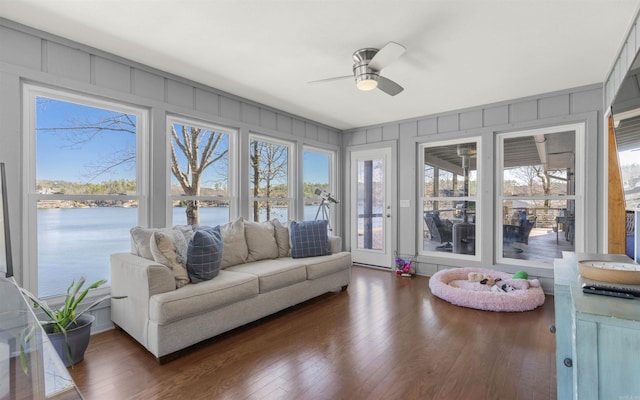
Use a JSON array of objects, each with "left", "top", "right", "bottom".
[
  {"left": 290, "top": 220, "right": 329, "bottom": 258},
  {"left": 186, "top": 226, "right": 223, "bottom": 283}
]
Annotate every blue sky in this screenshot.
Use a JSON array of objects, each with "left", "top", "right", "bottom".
[
  {"left": 36, "top": 97, "right": 136, "bottom": 183},
  {"left": 303, "top": 150, "right": 329, "bottom": 184},
  {"left": 36, "top": 97, "right": 329, "bottom": 185}
]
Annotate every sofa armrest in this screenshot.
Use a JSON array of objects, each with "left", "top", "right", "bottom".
[
  {"left": 110, "top": 253, "right": 175, "bottom": 349},
  {"left": 328, "top": 235, "right": 342, "bottom": 254}
]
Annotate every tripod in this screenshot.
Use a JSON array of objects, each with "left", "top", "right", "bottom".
[{"left": 315, "top": 199, "right": 332, "bottom": 232}]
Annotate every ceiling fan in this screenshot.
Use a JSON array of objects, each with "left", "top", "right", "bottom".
[{"left": 310, "top": 42, "right": 406, "bottom": 96}]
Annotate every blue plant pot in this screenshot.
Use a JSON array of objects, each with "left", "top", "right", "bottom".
[{"left": 44, "top": 314, "right": 95, "bottom": 367}]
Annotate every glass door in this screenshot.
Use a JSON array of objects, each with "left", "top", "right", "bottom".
[{"left": 350, "top": 148, "right": 392, "bottom": 268}]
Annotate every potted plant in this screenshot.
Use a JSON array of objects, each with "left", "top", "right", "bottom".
[{"left": 19, "top": 277, "right": 124, "bottom": 367}]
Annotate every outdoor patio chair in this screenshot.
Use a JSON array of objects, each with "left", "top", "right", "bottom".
[
  {"left": 424, "top": 212, "right": 453, "bottom": 250},
  {"left": 504, "top": 215, "right": 537, "bottom": 246}
]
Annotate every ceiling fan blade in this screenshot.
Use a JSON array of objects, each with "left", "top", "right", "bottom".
[
  {"left": 377, "top": 76, "right": 404, "bottom": 96},
  {"left": 308, "top": 75, "right": 353, "bottom": 84},
  {"left": 368, "top": 41, "right": 406, "bottom": 71}
]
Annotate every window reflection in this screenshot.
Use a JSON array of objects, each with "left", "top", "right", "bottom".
[
  {"left": 500, "top": 130, "right": 576, "bottom": 263},
  {"left": 422, "top": 141, "right": 478, "bottom": 256}
]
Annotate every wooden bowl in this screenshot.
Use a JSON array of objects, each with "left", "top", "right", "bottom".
[{"left": 578, "top": 260, "right": 640, "bottom": 285}]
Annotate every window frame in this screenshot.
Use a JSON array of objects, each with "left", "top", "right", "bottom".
[
  {"left": 418, "top": 137, "right": 482, "bottom": 261},
  {"left": 496, "top": 123, "right": 585, "bottom": 267},
  {"left": 23, "top": 84, "right": 148, "bottom": 298},
  {"left": 248, "top": 134, "right": 295, "bottom": 222},
  {"left": 166, "top": 115, "right": 238, "bottom": 226},
  {"left": 302, "top": 145, "right": 337, "bottom": 224}
]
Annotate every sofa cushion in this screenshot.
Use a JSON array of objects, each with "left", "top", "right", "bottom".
[
  {"left": 305, "top": 252, "right": 352, "bottom": 280},
  {"left": 290, "top": 220, "right": 329, "bottom": 258},
  {"left": 220, "top": 217, "right": 248, "bottom": 268},
  {"left": 149, "top": 270, "right": 259, "bottom": 325},
  {"left": 244, "top": 220, "right": 279, "bottom": 262},
  {"left": 226, "top": 258, "right": 307, "bottom": 293},
  {"left": 186, "top": 226, "right": 223, "bottom": 283},
  {"left": 150, "top": 229, "right": 190, "bottom": 289},
  {"left": 270, "top": 219, "right": 291, "bottom": 257},
  {"left": 130, "top": 225, "right": 192, "bottom": 260}
]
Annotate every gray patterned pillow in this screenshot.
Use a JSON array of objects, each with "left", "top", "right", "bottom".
[
  {"left": 290, "top": 220, "right": 329, "bottom": 258},
  {"left": 186, "top": 226, "right": 223, "bottom": 283}
]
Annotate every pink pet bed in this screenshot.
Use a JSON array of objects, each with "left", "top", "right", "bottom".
[{"left": 428, "top": 267, "right": 545, "bottom": 312}]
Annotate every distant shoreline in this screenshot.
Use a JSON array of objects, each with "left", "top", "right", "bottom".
[
  {"left": 37, "top": 200, "right": 139, "bottom": 209},
  {"left": 37, "top": 200, "right": 322, "bottom": 209}
]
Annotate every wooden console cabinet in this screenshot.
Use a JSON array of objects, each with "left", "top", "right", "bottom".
[{"left": 554, "top": 252, "right": 640, "bottom": 399}]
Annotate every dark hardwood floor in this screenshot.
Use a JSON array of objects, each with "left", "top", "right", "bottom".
[{"left": 69, "top": 267, "right": 557, "bottom": 400}]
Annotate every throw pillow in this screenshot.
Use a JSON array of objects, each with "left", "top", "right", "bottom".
[
  {"left": 130, "top": 226, "right": 158, "bottom": 260},
  {"left": 150, "top": 229, "right": 190, "bottom": 289},
  {"left": 270, "top": 219, "right": 291, "bottom": 257},
  {"left": 186, "top": 226, "right": 223, "bottom": 283},
  {"left": 244, "top": 220, "right": 279, "bottom": 262},
  {"left": 174, "top": 224, "right": 195, "bottom": 243},
  {"left": 130, "top": 225, "right": 193, "bottom": 260},
  {"left": 290, "top": 220, "right": 329, "bottom": 258},
  {"left": 220, "top": 217, "right": 248, "bottom": 268}
]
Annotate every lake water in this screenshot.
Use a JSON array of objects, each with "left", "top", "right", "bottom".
[{"left": 37, "top": 206, "right": 322, "bottom": 297}]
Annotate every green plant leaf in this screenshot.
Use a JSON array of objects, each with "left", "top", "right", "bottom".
[
  {"left": 14, "top": 276, "right": 126, "bottom": 363},
  {"left": 18, "top": 323, "right": 38, "bottom": 375}
]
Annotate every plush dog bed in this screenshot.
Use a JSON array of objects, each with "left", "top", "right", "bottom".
[{"left": 428, "top": 267, "right": 545, "bottom": 312}]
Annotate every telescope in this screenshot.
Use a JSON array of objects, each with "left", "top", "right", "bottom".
[{"left": 314, "top": 188, "right": 339, "bottom": 204}]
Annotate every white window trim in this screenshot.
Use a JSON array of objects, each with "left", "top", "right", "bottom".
[
  {"left": 418, "top": 137, "right": 482, "bottom": 261},
  {"left": 166, "top": 115, "right": 238, "bottom": 226},
  {"left": 303, "top": 145, "right": 337, "bottom": 224},
  {"left": 496, "top": 122, "right": 585, "bottom": 268},
  {"left": 22, "top": 84, "right": 148, "bottom": 297}
]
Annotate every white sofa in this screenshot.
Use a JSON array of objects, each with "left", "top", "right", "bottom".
[{"left": 110, "top": 218, "right": 351, "bottom": 363}]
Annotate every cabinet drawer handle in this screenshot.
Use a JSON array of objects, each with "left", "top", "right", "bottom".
[
  {"left": 549, "top": 325, "right": 556, "bottom": 334},
  {"left": 564, "top": 358, "right": 573, "bottom": 368}
]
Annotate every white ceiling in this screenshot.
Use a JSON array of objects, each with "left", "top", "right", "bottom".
[{"left": 2, "top": 1, "right": 639, "bottom": 130}]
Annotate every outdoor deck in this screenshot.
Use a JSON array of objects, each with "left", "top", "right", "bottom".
[
  {"left": 422, "top": 227, "right": 574, "bottom": 264},
  {"left": 505, "top": 227, "right": 574, "bottom": 263}
]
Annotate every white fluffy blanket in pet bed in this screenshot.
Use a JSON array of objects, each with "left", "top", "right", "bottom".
[{"left": 428, "top": 267, "right": 545, "bottom": 312}]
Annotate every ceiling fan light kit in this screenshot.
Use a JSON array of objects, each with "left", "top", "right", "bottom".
[
  {"left": 310, "top": 41, "right": 406, "bottom": 96},
  {"left": 355, "top": 73, "right": 379, "bottom": 91}
]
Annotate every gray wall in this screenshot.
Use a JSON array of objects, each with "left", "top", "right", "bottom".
[
  {"left": 342, "top": 85, "right": 604, "bottom": 293},
  {"left": 0, "top": 18, "right": 341, "bottom": 332},
  {"left": 1, "top": 9, "right": 631, "bottom": 325}
]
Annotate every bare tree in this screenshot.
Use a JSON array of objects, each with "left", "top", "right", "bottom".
[
  {"left": 250, "top": 140, "right": 288, "bottom": 222},
  {"left": 509, "top": 165, "right": 540, "bottom": 196},
  {"left": 37, "top": 99, "right": 227, "bottom": 224},
  {"left": 37, "top": 110, "right": 138, "bottom": 182},
  {"left": 171, "top": 124, "right": 228, "bottom": 225}
]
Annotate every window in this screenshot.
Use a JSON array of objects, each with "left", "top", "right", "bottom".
[
  {"left": 303, "top": 147, "right": 336, "bottom": 226},
  {"left": 249, "top": 136, "right": 292, "bottom": 222},
  {"left": 420, "top": 139, "right": 479, "bottom": 257},
  {"left": 498, "top": 125, "right": 582, "bottom": 265},
  {"left": 168, "top": 117, "right": 235, "bottom": 227},
  {"left": 25, "top": 85, "right": 147, "bottom": 297}
]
